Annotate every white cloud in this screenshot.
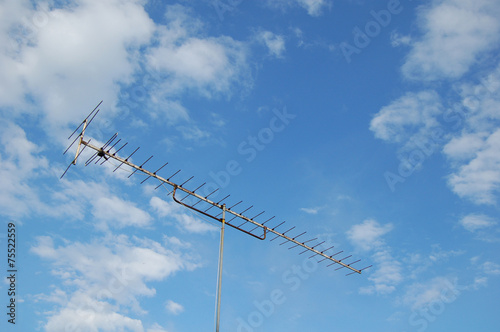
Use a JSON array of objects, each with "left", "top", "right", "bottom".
[
  {"left": 402, "top": 277, "right": 461, "bottom": 310},
  {"left": 165, "top": 300, "right": 184, "bottom": 315},
  {"left": 1, "top": 0, "right": 155, "bottom": 134},
  {"left": 482, "top": 261, "right": 500, "bottom": 275},
  {"left": 359, "top": 249, "right": 403, "bottom": 295},
  {"left": 455, "top": 63, "right": 500, "bottom": 134},
  {"left": 370, "top": 90, "right": 442, "bottom": 144},
  {"left": 447, "top": 129, "right": 500, "bottom": 204},
  {"left": 150, "top": 196, "right": 217, "bottom": 233},
  {"left": 390, "top": 31, "right": 411, "bottom": 47},
  {"left": 0, "top": 1, "right": 252, "bottom": 140},
  {"left": 0, "top": 0, "right": 32, "bottom": 109},
  {"left": 93, "top": 196, "right": 151, "bottom": 228},
  {"left": 176, "top": 125, "right": 211, "bottom": 141},
  {"left": 459, "top": 214, "right": 496, "bottom": 232},
  {"left": 443, "top": 64, "right": 500, "bottom": 204},
  {"left": 266, "top": 0, "right": 331, "bottom": 16},
  {"left": 57, "top": 179, "right": 152, "bottom": 230},
  {"left": 256, "top": 30, "right": 286, "bottom": 58},
  {"left": 147, "top": 323, "right": 170, "bottom": 332},
  {"left": 44, "top": 292, "right": 144, "bottom": 332},
  {"left": 346, "top": 219, "right": 393, "bottom": 251},
  {"left": 31, "top": 234, "right": 194, "bottom": 295},
  {"left": 443, "top": 132, "right": 488, "bottom": 161},
  {"left": 428, "top": 245, "right": 464, "bottom": 262},
  {"left": 347, "top": 220, "right": 402, "bottom": 295},
  {"left": 472, "top": 276, "right": 488, "bottom": 289},
  {"left": 300, "top": 207, "right": 321, "bottom": 214},
  {"left": 296, "top": 0, "right": 331, "bottom": 16},
  {"left": 146, "top": 5, "right": 251, "bottom": 100},
  {"left": 31, "top": 234, "right": 199, "bottom": 331},
  {"left": 148, "top": 99, "right": 190, "bottom": 126},
  {"left": 0, "top": 121, "right": 50, "bottom": 218},
  {"left": 402, "top": 0, "right": 500, "bottom": 81}
]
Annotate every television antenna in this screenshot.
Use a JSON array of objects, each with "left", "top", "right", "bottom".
[{"left": 62, "top": 101, "right": 371, "bottom": 331}]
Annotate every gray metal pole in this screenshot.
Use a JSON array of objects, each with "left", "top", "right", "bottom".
[{"left": 215, "top": 204, "right": 226, "bottom": 332}]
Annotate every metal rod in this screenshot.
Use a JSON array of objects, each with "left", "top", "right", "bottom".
[
  {"left": 280, "top": 230, "right": 304, "bottom": 246},
  {"left": 85, "top": 108, "right": 100, "bottom": 129},
  {"left": 85, "top": 152, "right": 99, "bottom": 166},
  {"left": 228, "top": 205, "right": 253, "bottom": 223},
  {"left": 181, "top": 182, "right": 205, "bottom": 201},
  {"left": 180, "top": 176, "right": 194, "bottom": 187},
  {"left": 71, "top": 119, "right": 89, "bottom": 164},
  {"left": 107, "top": 138, "right": 121, "bottom": 152},
  {"left": 167, "top": 169, "right": 181, "bottom": 181},
  {"left": 337, "top": 259, "right": 361, "bottom": 271},
  {"left": 346, "top": 265, "right": 372, "bottom": 276},
  {"left": 250, "top": 216, "right": 275, "bottom": 233},
  {"left": 321, "top": 251, "right": 343, "bottom": 264},
  {"left": 272, "top": 221, "right": 286, "bottom": 230},
  {"left": 172, "top": 186, "right": 265, "bottom": 240},
  {"left": 154, "top": 162, "right": 169, "bottom": 174},
  {"left": 67, "top": 100, "right": 102, "bottom": 140},
  {"left": 215, "top": 204, "right": 226, "bottom": 332},
  {"left": 99, "top": 139, "right": 122, "bottom": 166},
  {"left": 63, "top": 134, "right": 82, "bottom": 155},
  {"left": 113, "top": 142, "right": 128, "bottom": 155},
  {"left": 216, "top": 200, "right": 242, "bottom": 218},
  {"left": 113, "top": 147, "right": 140, "bottom": 172},
  {"left": 239, "top": 211, "right": 265, "bottom": 228},
  {"left": 154, "top": 181, "right": 165, "bottom": 190},
  {"left": 101, "top": 133, "right": 118, "bottom": 150},
  {"left": 141, "top": 162, "right": 168, "bottom": 184},
  {"left": 129, "top": 155, "right": 153, "bottom": 178},
  {"left": 206, "top": 195, "right": 230, "bottom": 213},
  {"left": 328, "top": 255, "right": 352, "bottom": 267},
  {"left": 309, "top": 245, "right": 335, "bottom": 259},
  {"left": 61, "top": 138, "right": 91, "bottom": 178},
  {"left": 289, "top": 237, "right": 317, "bottom": 250},
  {"left": 272, "top": 226, "right": 295, "bottom": 242}
]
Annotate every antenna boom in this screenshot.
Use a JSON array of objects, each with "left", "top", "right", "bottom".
[{"left": 78, "top": 139, "right": 363, "bottom": 274}]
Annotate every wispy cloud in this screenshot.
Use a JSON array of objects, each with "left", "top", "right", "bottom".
[
  {"left": 347, "top": 220, "right": 402, "bottom": 295},
  {"left": 447, "top": 129, "right": 500, "bottom": 204},
  {"left": 300, "top": 207, "right": 321, "bottom": 215},
  {"left": 402, "top": 0, "right": 500, "bottom": 81},
  {"left": 165, "top": 299, "right": 185, "bottom": 315},
  {"left": 444, "top": 65, "right": 500, "bottom": 204},
  {"left": 401, "top": 277, "right": 461, "bottom": 310},
  {"left": 346, "top": 219, "right": 393, "bottom": 251},
  {"left": 58, "top": 179, "right": 152, "bottom": 230},
  {"left": 146, "top": 5, "right": 251, "bottom": 100},
  {"left": 1, "top": 1, "right": 253, "bottom": 142},
  {"left": 370, "top": 90, "right": 442, "bottom": 146},
  {"left": 31, "top": 233, "right": 198, "bottom": 331},
  {"left": 296, "top": 0, "right": 331, "bottom": 16},
  {"left": 150, "top": 196, "right": 217, "bottom": 233},
  {"left": 0, "top": 121, "right": 49, "bottom": 218},
  {"left": 266, "top": 0, "right": 332, "bottom": 17},
  {"left": 2, "top": 0, "right": 155, "bottom": 134},
  {"left": 255, "top": 30, "right": 286, "bottom": 58},
  {"left": 359, "top": 248, "right": 403, "bottom": 295},
  {"left": 459, "top": 214, "right": 497, "bottom": 232}
]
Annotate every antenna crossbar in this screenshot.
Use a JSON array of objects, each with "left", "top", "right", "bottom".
[{"left": 78, "top": 139, "right": 363, "bottom": 274}]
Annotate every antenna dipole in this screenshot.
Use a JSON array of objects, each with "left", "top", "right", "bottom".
[{"left": 62, "top": 102, "right": 371, "bottom": 330}]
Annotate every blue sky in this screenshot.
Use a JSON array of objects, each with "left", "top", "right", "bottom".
[{"left": 1, "top": 0, "right": 500, "bottom": 331}]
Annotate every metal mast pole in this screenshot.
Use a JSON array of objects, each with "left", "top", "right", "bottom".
[{"left": 215, "top": 204, "right": 226, "bottom": 332}]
